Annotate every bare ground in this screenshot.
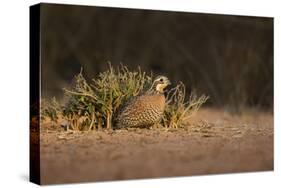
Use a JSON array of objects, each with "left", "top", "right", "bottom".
[{"left": 38, "top": 108, "right": 273, "bottom": 184}]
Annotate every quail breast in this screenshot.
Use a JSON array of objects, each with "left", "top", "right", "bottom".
[{"left": 115, "top": 76, "right": 171, "bottom": 128}]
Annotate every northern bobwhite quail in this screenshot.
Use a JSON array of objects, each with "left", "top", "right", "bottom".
[{"left": 115, "top": 76, "right": 171, "bottom": 128}]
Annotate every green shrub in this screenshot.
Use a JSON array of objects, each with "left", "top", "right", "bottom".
[{"left": 41, "top": 64, "right": 208, "bottom": 130}]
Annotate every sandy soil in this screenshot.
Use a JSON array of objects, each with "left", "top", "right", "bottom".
[{"left": 38, "top": 108, "right": 273, "bottom": 185}]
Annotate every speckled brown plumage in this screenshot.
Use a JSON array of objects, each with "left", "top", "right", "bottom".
[{"left": 115, "top": 76, "right": 171, "bottom": 128}]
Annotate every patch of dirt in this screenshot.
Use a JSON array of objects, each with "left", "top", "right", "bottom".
[{"left": 38, "top": 108, "right": 273, "bottom": 184}]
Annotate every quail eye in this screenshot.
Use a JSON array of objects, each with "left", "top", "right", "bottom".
[{"left": 160, "top": 78, "right": 163, "bottom": 82}]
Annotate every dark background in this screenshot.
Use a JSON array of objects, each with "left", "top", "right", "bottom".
[{"left": 40, "top": 3, "right": 273, "bottom": 112}]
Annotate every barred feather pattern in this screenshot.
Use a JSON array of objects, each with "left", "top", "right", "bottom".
[{"left": 115, "top": 94, "right": 165, "bottom": 128}]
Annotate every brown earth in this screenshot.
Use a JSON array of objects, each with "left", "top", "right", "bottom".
[{"left": 38, "top": 108, "right": 273, "bottom": 185}]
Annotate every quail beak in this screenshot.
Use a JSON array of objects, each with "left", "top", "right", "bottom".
[
  {"left": 167, "top": 80, "right": 171, "bottom": 85},
  {"left": 163, "top": 80, "right": 171, "bottom": 93}
]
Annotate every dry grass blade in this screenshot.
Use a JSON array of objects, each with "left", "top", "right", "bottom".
[{"left": 163, "top": 82, "right": 209, "bottom": 128}]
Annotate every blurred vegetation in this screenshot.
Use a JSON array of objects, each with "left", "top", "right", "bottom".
[
  {"left": 41, "top": 64, "right": 208, "bottom": 130},
  {"left": 40, "top": 4, "right": 273, "bottom": 113}
]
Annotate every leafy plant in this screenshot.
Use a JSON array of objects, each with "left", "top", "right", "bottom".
[
  {"left": 61, "top": 63, "right": 152, "bottom": 130},
  {"left": 41, "top": 63, "right": 208, "bottom": 130}
]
